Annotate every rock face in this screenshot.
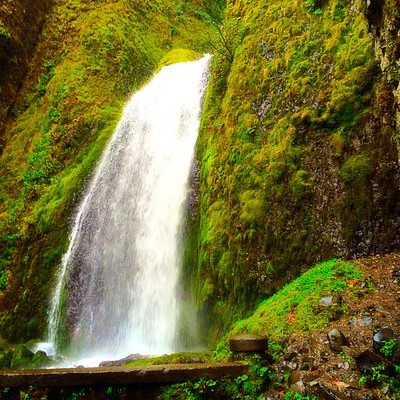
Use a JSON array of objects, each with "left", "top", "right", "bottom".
[
  {"left": 192, "top": 0, "right": 400, "bottom": 342},
  {"left": 363, "top": 0, "right": 400, "bottom": 137},
  {"left": 0, "top": 0, "right": 53, "bottom": 147}
]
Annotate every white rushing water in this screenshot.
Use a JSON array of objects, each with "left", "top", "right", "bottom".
[{"left": 42, "top": 55, "right": 211, "bottom": 366}]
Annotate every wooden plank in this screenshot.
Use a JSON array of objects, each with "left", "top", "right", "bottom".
[{"left": 0, "top": 363, "right": 248, "bottom": 388}]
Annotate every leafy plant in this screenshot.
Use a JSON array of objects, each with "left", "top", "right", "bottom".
[
  {"left": 380, "top": 339, "right": 397, "bottom": 358},
  {"left": 339, "top": 351, "right": 352, "bottom": 364},
  {"left": 160, "top": 357, "right": 272, "bottom": 399}
]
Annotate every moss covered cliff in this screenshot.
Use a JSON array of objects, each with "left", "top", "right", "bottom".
[
  {"left": 0, "top": 0, "right": 399, "bottom": 349},
  {"left": 188, "top": 0, "right": 400, "bottom": 343},
  {"left": 0, "top": 0, "right": 53, "bottom": 146}
]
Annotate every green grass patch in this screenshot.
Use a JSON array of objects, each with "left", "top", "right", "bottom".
[{"left": 229, "top": 259, "right": 363, "bottom": 339}]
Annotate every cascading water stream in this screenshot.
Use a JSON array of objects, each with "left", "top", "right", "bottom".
[{"left": 41, "top": 55, "right": 211, "bottom": 366}]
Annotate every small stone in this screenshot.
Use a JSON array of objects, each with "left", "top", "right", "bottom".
[
  {"left": 319, "top": 296, "right": 333, "bottom": 306},
  {"left": 327, "top": 329, "right": 347, "bottom": 352},
  {"left": 337, "top": 361, "right": 349, "bottom": 370},
  {"left": 349, "top": 316, "right": 373, "bottom": 326}
]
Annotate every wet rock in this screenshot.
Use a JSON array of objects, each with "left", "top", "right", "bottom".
[
  {"left": 327, "top": 329, "right": 348, "bottom": 352},
  {"left": 31, "top": 350, "right": 51, "bottom": 368},
  {"left": 10, "top": 345, "right": 35, "bottom": 369},
  {"left": 99, "top": 353, "right": 147, "bottom": 367},
  {"left": 372, "top": 327, "right": 396, "bottom": 353},
  {"left": 13, "top": 344, "right": 34, "bottom": 360},
  {"left": 229, "top": 333, "right": 268, "bottom": 352}
]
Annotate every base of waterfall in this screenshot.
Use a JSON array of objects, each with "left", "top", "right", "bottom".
[
  {"left": 33, "top": 342, "right": 151, "bottom": 368},
  {"left": 29, "top": 342, "right": 211, "bottom": 369}
]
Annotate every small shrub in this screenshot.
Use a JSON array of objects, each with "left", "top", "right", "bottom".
[{"left": 380, "top": 339, "right": 397, "bottom": 358}]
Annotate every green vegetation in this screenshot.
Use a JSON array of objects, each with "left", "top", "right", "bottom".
[
  {"left": 157, "top": 49, "right": 201, "bottom": 70},
  {"left": 159, "top": 356, "right": 272, "bottom": 400},
  {"left": 359, "top": 362, "right": 400, "bottom": 396},
  {"left": 340, "top": 154, "right": 372, "bottom": 184},
  {"left": 284, "top": 394, "right": 317, "bottom": 400},
  {"left": 380, "top": 339, "right": 397, "bottom": 358},
  {"left": 126, "top": 351, "right": 212, "bottom": 366}
]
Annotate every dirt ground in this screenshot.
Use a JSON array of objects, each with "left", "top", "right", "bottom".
[{"left": 264, "top": 253, "right": 400, "bottom": 400}]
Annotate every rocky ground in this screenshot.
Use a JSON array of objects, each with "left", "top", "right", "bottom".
[{"left": 263, "top": 254, "right": 400, "bottom": 399}]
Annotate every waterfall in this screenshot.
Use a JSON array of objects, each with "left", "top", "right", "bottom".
[{"left": 43, "top": 55, "right": 211, "bottom": 366}]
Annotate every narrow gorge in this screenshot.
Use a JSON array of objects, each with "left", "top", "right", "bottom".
[{"left": 0, "top": 0, "right": 399, "bottom": 398}]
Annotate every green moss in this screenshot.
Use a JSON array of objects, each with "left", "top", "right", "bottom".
[
  {"left": 126, "top": 351, "right": 212, "bottom": 366},
  {"left": 157, "top": 48, "right": 201, "bottom": 70},
  {"left": 211, "top": 259, "right": 364, "bottom": 360},
  {"left": 340, "top": 154, "right": 372, "bottom": 184}
]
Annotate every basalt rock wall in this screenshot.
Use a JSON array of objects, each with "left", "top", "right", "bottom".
[{"left": 189, "top": 0, "right": 400, "bottom": 343}]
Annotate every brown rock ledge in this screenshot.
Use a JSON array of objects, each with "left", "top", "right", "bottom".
[{"left": 0, "top": 363, "right": 247, "bottom": 388}]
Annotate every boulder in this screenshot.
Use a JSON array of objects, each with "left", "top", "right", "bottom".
[
  {"left": 31, "top": 350, "right": 52, "bottom": 368},
  {"left": 355, "top": 349, "right": 386, "bottom": 374},
  {"left": 229, "top": 333, "right": 268, "bottom": 352},
  {"left": 99, "top": 353, "right": 147, "bottom": 367}
]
